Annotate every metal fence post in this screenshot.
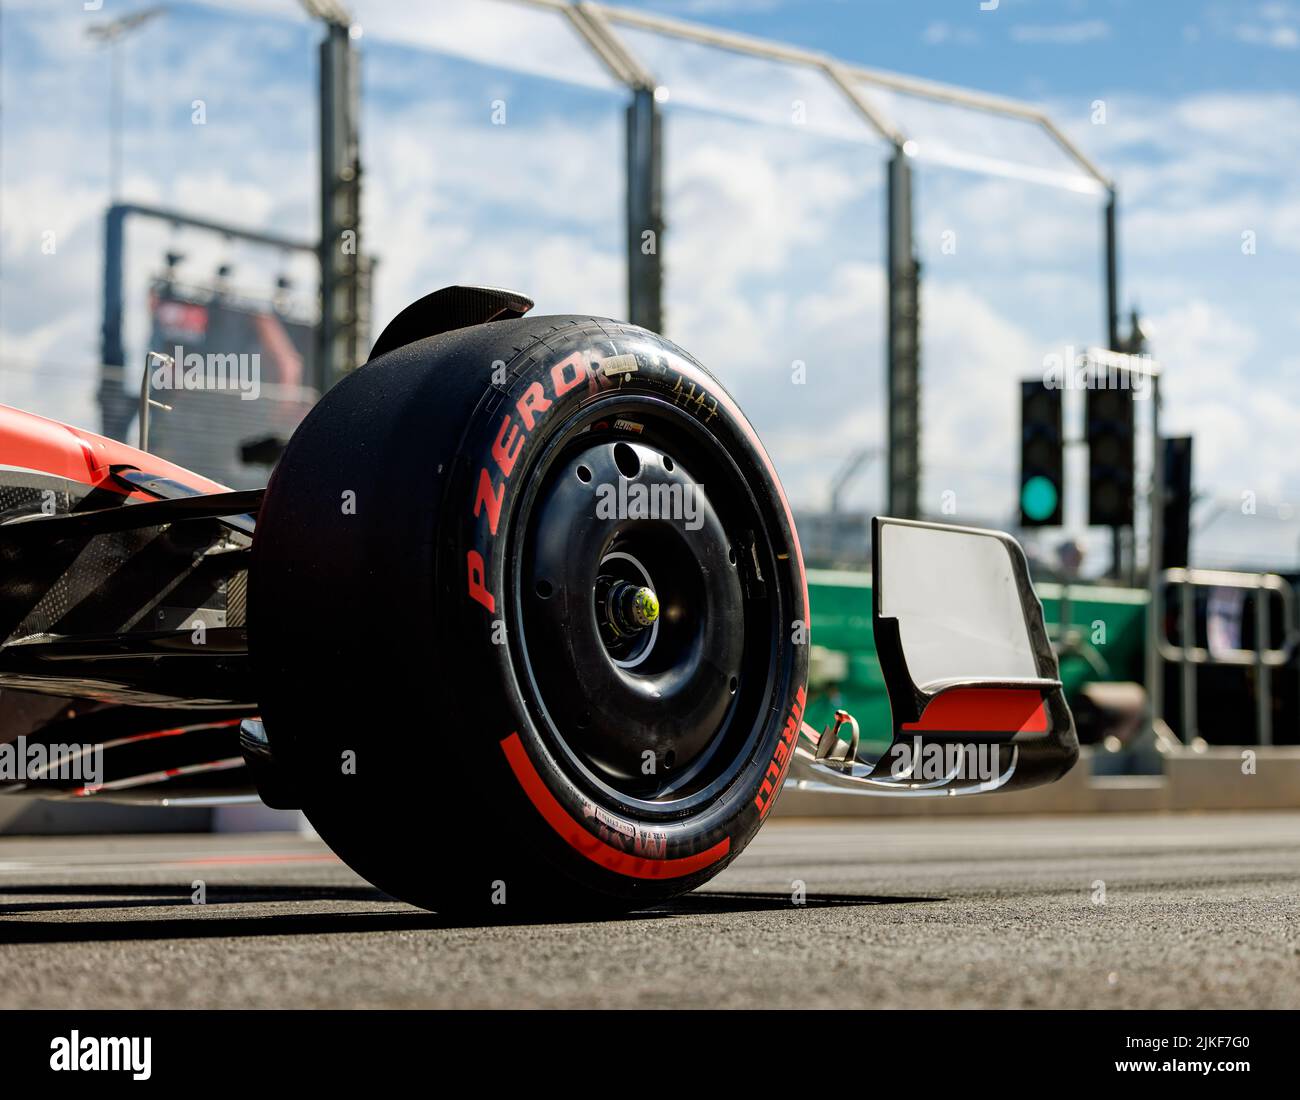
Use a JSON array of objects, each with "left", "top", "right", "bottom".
[
  {"left": 318, "top": 19, "right": 365, "bottom": 392},
  {"left": 886, "top": 146, "right": 920, "bottom": 520},
  {"left": 1105, "top": 188, "right": 1120, "bottom": 354},
  {"left": 1145, "top": 372, "right": 1164, "bottom": 738},
  {"left": 1180, "top": 578, "right": 1196, "bottom": 742},
  {"left": 1255, "top": 584, "right": 1273, "bottom": 746},
  {"left": 98, "top": 203, "right": 132, "bottom": 440},
  {"left": 626, "top": 85, "right": 663, "bottom": 333}
]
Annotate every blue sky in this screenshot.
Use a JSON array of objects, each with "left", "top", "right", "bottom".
[
  {"left": 623, "top": 0, "right": 1300, "bottom": 98},
  {"left": 1, "top": 0, "right": 1298, "bottom": 570}
]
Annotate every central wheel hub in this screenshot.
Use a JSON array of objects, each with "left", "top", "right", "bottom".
[
  {"left": 603, "top": 580, "right": 659, "bottom": 636},
  {"left": 520, "top": 434, "right": 747, "bottom": 792},
  {"left": 593, "top": 555, "right": 663, "bottom": 668}
]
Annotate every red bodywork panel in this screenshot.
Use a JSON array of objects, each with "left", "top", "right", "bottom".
[
  {"left": 901, "top": 688, "right": 1048, "bottom": 734},
  {"left": 0, "top": 403, "right": 227, "bottom": 496}
]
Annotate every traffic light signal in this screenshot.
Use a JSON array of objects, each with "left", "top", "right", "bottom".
[
  {"left": 1162, "top": 435, "right": 1194, "bottom": 569},
  {"left": 1020, "top": 380, "right": 1063, "bottom": 527},
  {"left": 1087, "top": 384, "right": 1135, "bottom": 527}
]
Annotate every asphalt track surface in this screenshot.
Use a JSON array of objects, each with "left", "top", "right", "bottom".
[{"left": 0, "top": 812, "right": 1297, "bottom": 1009}]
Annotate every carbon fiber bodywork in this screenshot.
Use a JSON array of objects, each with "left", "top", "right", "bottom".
[{"left": 0, "top": 428, "right": 258, "bottom": 804}]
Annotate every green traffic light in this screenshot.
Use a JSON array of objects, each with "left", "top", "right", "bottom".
[{"left": 1021, "top": 475, "right": 1059, "bottom": 522}]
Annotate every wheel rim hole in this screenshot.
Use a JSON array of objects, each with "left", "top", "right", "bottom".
[
  {"left": 536, "top": 579, "right": 554, "bottom": 599},
  {"left": 728, "top": 546, "right": 737, "bottom": 565},
  {"left": 663, "top": 750, "right": 676, "bottom": 770},
  {"left": 662, "top": 455, "right": 675, "bottom": 472},
  {"left": 576, "top": 465, "right": 592, "bottom": 484},
  {"left": 576, "top": 711, "right": 591, "bottom": 730},
  {"left": 613, "top": 442, "right": 640, "bottom": 479},
  {"left": 729, "top": 676, "right": 738, "bottom": 694}
]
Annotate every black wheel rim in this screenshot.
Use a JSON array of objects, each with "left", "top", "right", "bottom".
[{"left": 508, "top": 393, "right": 782, "bottom": 818}]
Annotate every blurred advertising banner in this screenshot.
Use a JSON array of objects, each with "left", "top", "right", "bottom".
[{"left": 146, "top": 283, "right": 319, "bottom": 488}]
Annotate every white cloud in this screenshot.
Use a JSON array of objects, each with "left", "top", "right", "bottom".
[
  {"left": 648, "top": 0, "right": 785, "bottom": 12},
  {"left": 1068, "top": 93, "right": 1300, "bottom": 280},
  {"left": 922, "top": 21, "right": 980, "bottom": 47},
  {"left": 919, "top": 280, "right": 1046, "bottom": 521},
  {"left": 1236, "top": 22, "right": 1300, "bottom": 47},
  {"left": 1141, "top": 298, "right": 1300, "bottom": 498},
  {"left": 1010, "top": 21, "right": 1111, "bottom": 45},
  {"left": 353, "top": 0, "right": 619, "bottom": 92}
]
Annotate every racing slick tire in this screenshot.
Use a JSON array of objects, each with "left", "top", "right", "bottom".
[{"left": 249, "top": 316, "right": 809, "bottom": 917}]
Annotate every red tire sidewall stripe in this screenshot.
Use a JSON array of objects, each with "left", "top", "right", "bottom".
[{"left": 500, "top": 732, "right": 729, "bottom": 879}]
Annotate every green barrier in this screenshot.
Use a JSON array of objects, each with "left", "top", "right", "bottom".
[{"left": 805, "top": 569, "right": 1148, "bottom": 744}]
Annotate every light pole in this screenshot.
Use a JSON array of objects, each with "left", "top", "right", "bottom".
[
  {"left": 298, "top": 0, "right": 365, "bottom": 392},
  {"left": 86, "top": 6, "right": 168, "bottom": 202}
]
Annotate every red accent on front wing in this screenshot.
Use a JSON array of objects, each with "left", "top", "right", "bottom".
[
  {"left": 500, "top": 732, "right": 730, "bottom": 880},
  {"left": 901, "top": 688, "right": 1048, "bottom": 734},
  {"left": 0, "top": 403, "right": 228, "bottom": 496}
]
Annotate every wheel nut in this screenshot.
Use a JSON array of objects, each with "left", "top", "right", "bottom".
[
  {"left": 607, "top": 581, "right": 659, "bottom": 636},
  {"left": 627, "top": 585, "right": 659, "bottom": 627}
]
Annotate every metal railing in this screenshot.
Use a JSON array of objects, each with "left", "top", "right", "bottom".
[{"left": 1158, "top": 568, "right": 1299, "bottom": 745}]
